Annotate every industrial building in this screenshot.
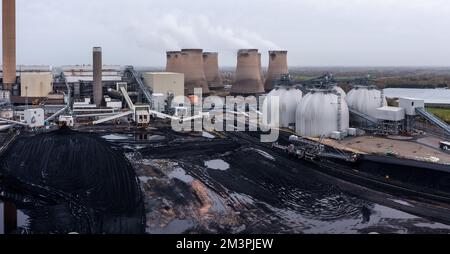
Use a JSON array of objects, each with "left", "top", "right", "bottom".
[
  {"left": 142, "top": 72, "right": 185, "bottom": 104},
  {"left": 60, "top": 65, "right": 122, "bottom": 101}
]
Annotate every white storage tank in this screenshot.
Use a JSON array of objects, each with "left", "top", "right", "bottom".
[
  {"left": 262, "top": 87, "right": 303, "bottom": 128},
  {"left": 346, "top": 87, "right": 387, "bottom": 118},
  {"left": 296, "top": 90, "right": 350, "bottom": 137},
  {"left": 334, "top": 86, "right": 347, "bottom": 98}
]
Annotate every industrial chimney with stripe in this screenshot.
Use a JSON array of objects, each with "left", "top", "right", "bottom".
[{"left": 231, "top": 49, "right": 265, "bottom": 95}]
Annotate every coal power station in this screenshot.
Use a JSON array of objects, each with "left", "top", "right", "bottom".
[{"left": 1, "top": 0, "right": 450, "bottom": 236}]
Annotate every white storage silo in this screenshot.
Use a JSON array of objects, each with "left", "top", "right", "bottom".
[
  {"left": 262, "top": 87, "right": 303, "bottom": 128},
  {"left": 296, "top": 90, "right": 350, "bottom": 137},
  {"left": 346, "top": 87, "right": 387, "bottom": 118},
  {"left": 334, "top": 86, "right": 346, "bottom": 98}
]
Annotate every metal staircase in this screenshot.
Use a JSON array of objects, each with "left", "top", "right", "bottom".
[{"left": 416, "top": 108, "right": 450, "bottom": 135}]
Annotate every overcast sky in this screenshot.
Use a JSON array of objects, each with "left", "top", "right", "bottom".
[{"left": 7, "top": 0, "right": 450, "bottom": 67}]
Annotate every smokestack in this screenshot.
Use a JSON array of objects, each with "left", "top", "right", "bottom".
[
  {"left": 93, "top": 47, "right": 102, "bottom": 106},
  {"left": 166, "top": 51, "right": 183, "bottom": 73},
  {"left": 180, "top": 49, "right": 210, "bottom": 95},
  {"left": 2, "top": 0, "right": 16, "bottom": 90},
  {"left": 231, "top": 49, "right": 265, "bottom": 95},
  {"left": 203, "top": 52, "right": 223, "bottom": 89},
  {"left": 264, "top": 50, "right": 289, "bottom": 91}
]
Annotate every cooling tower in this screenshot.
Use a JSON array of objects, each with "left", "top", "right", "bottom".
[
  {"left": 231, "top": 49, "right": 265, "bottom": 95},
  {"left": 166, "top": 51, "right": 183, "bottom": 73},
  {"left": 264, "top": 51, "right": 289, "bottom": 91},
  {"left": 180, "top": 49, "right": 210, "bottom": 95},
  {"left": 2, "top": 0, "right": 16, "bottom": 89},
  {"left": 203, "top": 52, "right": 223, "bottom": 89},
  {"left": 93, "top": 47, "right": 103, "bottom": 106}
]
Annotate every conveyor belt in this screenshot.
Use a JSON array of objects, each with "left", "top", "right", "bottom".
[
  {"left": 416, "top": 107, "right": 450, "bottom": 135},
  {"left": 349, "top": 108, "right": 378, "bottom": 125},
  {"left": 124, "top": 67, "right": 153, "bottom": 109}
]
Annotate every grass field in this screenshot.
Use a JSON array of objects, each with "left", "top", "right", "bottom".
[{"left": 427, "top": 107, "right": 450, "bottom": 124}]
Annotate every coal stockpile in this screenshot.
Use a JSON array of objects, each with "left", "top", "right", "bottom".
[{"left": 0, "top": 127, "right": 145, "bottom": 234}]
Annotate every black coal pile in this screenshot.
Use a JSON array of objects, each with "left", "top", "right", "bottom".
[{"left": 0, "top": 127, "right": 145, "bottom": 234}]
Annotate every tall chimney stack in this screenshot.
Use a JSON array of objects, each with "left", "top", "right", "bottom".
[
  {"left": 93, "top": 47, "right": 102, "bottom": 106},
  {"left": 264, "top": 50, "right": 289, "bottom": 91},
  {"left": 180, "top": 49, "right": 209, "bottom": 95},
  {"left": 203, "top": 52, "right": 223, "bottom": 89},
  {"left": 231, "top": 49, "right": 265, "bottom": 95},
  {"left": 166, "top": 51, "right": 183, "bottom": 73},
  {"left": 2, "top": 0, "right": 16, "bottom": 90}
]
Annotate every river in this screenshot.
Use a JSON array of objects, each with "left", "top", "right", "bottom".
[{"left": 384, "top": 88, "right": 450, "bottom": 104}]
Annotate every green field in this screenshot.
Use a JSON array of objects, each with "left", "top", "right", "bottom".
[{"left": 427, "top": 107, "right": 450, "bottom": 124}]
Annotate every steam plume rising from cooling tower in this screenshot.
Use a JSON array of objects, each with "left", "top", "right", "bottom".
[
  {"left": 2, "top": 0, "right": 16, "bottom": 90},
  {"left": 265, "top": 50, "right": 289, "bottom": 91},
  {"left": 231, "top": 49, "right": 265, "bottom": 95},
  {"left": 179, "top": 49, "right": 210, "bottom": 95},
  {"left": 203, "top": 52, "right": 223, "bottom": 89}
]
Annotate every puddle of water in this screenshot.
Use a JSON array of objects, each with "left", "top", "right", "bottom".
[
  {"left": 205, "top": 160, "right": 230, "bottom": 171},
  {"left": 102, "top": 134, "right": 129, "bottom": 140},
  {"left": 202, "top": 132, "right": 216, "bottom": 139},
  {"left": 0, "top": 201, "right": 30, "bottom": 234},
  {"left": 148, "top": 219, "right": 194, "bottom": 234},
  {"left": 390, "top": 199, "right": 414, "bottom": 207},
  {"left": 414, "top": 222, "right": 450, "bottom": 230},
  {"left": 249, "top": 148, "right": 276, "bottom": 161},
  {"left": 168, "top": 167, "right": 195, "bottom": 184}
]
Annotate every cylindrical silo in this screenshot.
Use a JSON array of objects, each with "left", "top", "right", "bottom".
[
  {"left": 180, "top": 49, "right": 210, "bottom": 95},
  {"left": 346, "top": 87, "right": 387, "bottom": 118},
  {"left": 166, "top": 51, "right": 183, "bottom": 73},
  {"left": 264, "top": 51, "right": 289, "bottom": 91},
  {"left": 2, "top": 0, "right": 16, "bottom": 90},
  {"left": 93, "top": 47, "right": 102, "bottom": 106},
  {"left": 333, "top": 86, "right": 347, "bottom": 98},
  {"left": 203, "top": 52, "right": 223, "bottom": 89},
  {"left": 296, "top": 90, "right": 350, "bottom": 137},
  {"left": 262, "top": 86, "right": 303, "bottom": 128},
  {"left": 231, "top": 49, "right": 265, "bottom": 95}
]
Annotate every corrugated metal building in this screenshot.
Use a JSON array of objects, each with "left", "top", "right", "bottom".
[
  {"left": 20, "top": 72, "right": 53, "bottom": 97},
  {"left": 142, "top": 72, "right": 185, "bottom": 104}
]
